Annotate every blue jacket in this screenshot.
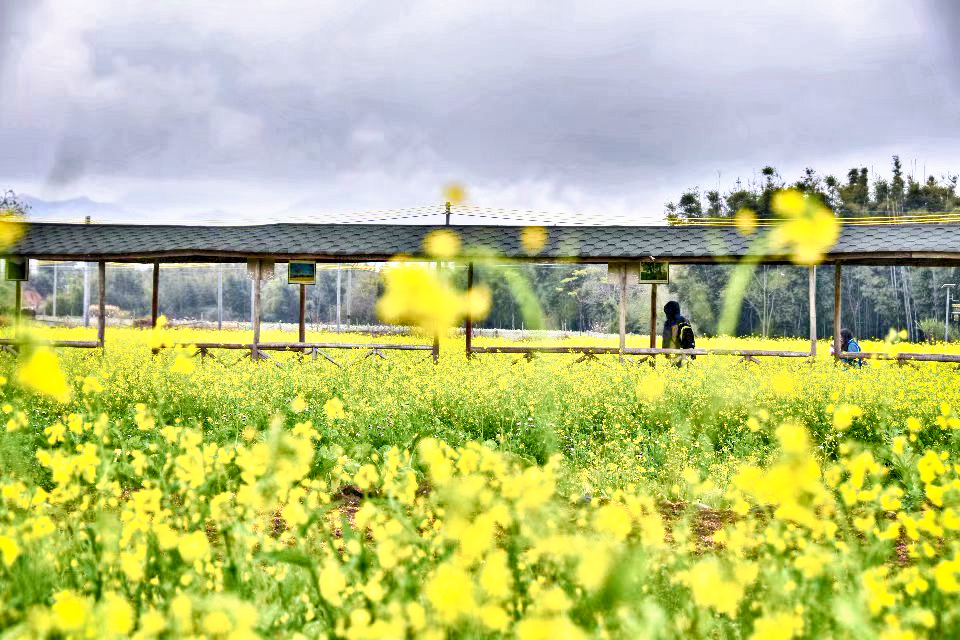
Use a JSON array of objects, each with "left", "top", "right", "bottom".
[{"left": 843, "top": 339, "right": 863, "bottom": 368}]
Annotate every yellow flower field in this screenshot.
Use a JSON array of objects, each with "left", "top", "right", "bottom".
[{"left": 1, "top": 327, "right": 960, "bottom": 638}]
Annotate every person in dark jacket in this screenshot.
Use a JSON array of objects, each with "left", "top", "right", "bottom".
[{"left": 662, "top": 300, "right": 695, "bottom": 363}]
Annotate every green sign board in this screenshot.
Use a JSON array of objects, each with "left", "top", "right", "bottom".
[{"left": 4, "top": 259, "right": 27, "bottom": 282}]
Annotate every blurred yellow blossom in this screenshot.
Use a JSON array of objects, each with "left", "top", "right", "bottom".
[
  {"left": 0, "top": 211, "right": 25, "bottom": 249},
  {"left": 323, "top": 397, "right": 345, "bottom": 420},
  {"left": 768, "top": 189, "right": 840, "bottom": 265},
  {"left": 17, "top": 347, "right": 71, "bottom": 403},
  {"left": 734, "top": 208, "right": 758, "bottom": 235},
  {"left": 424, "top": 229, "right": 460, "bottom": 259},
  {"left": 521, "top": 226, "right": 548, "bottom": 254},
  {"left": 443, "top": 183, "right": 466, "bottom": 205}
]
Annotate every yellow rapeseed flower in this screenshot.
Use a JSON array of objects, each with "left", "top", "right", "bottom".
[
  {"left": 17, "top": 348, "right": 71, "bottom": 403},
  {"left": 0, "top": 535, "right": 20, "bottom": 567},
  {"left": 319, "top": 564, "right": 346, "bottom": 606},
  {"left": 424, "top": 229, "right": 460, "bottom": 259},
  {"left": 520, "top": 226, "right": 548, "bottom": 254},
  {"left": 0, "top": 211, "right": 25, "bottom": 249},
  {"left": 734, "top": 208, "right": 758, "bottom": 235},
  {"left": 424, "top": 563, "right": 475, "bottom": 622},
  {"left": 177, "top": 530, "right": 211, "bottom": 564},
  {"left": 749, "top": 612, "right": 804, "bottom": 640},
  {"left": 443, "top": 183, "right": 466, "bottom": 205},
  {"left": 101, "top": 592, "right": 134, "bottom": 635},
  {"left": 768, "top": 189, "right": 840, "bottom": 265},
  {"left": 51, "top": 591, "right": 89, "bottom": 632},
  {"left": 290, "top": 394, "right": 307, "bottom": 413},
  {"left": 170, "top": 354, "right": 196, "bottom": 375},
  {"left": 323, "top": 397, "right": 346, "bottom": 420}
]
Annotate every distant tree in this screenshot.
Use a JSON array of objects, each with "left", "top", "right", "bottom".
[{"left": 0, "top": 190, "right": 30, "bottom": 217}]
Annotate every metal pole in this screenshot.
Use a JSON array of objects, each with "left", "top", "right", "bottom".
[
  {"left": 649, "top": 283, "right": 658, "bottom": 349},
  {"left": 618, "top": 266, "right": 627, "bottom": 361},
  {"left": 943, "top": 284, "right": 956, "bottom": 343},
  {"left": 97, "top": 261, "right": 106, "bottom": 346},
  {"left": 52, "top": 263, "right": 58, "bottom": 319},
  {"left": 83, "top": 262, "right": 90, "bottom": 327},
  {"left": 336, "top": 265, "right": 342, "bottom": 333},
  {"left": 833, "top": 263, "right": 842, "bottom": 360},
  {"left": 809, "top": 266, "right": 817, "bottom": 356},
  {"left": 465, "top": 262, "right": 474, "bottom": 358},
  {"left": 151, "top": 262, "right": 160, "bottom": 328},
  {"left": 217, "top": 265, "right": 223, "bottom": 331}
]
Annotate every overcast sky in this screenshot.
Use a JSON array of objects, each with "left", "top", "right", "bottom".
[{"left": 1, "top": 0, "right": 958, "bottom": 224}]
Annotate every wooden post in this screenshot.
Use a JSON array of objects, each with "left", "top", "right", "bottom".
[
  {"left": 97, "top": 261, "right": 106, "bottom": 346},
  {"left": 345, "top": 267, "right": 353, "bottom": 326},
  {"left": 808, "top": 266, "right": 817, "bottom": 356},
  {"left": 52, "top": 263, "right": 58, "bottom": 318},
  {"left": 336, "top": 265, "right": 342, "bottom": 333},
  {"left": 13, "top": 280, "right": 21, "bottom": 334},
  {"left": 465, "top": 262, "right": 474, "bottom": 358},
  {"left": 298, "top": 283, "right": 306, "bottom": 343},
  {"left": 83, "top": 262, "right": 90, "bottom": 327},
  {"left": 217, "top": 265, "right": 223, "bottom": 331},
  {"left": 252, "top": 260, "right": 262, "bottom": 359},
  {"left": 833, "top": 262, "right": 841, "bottom": 360},
  {"left": 151, "top": 261, "right": 160, "bottom": 328},
  {"left": 618, "top": 266, "right": 627, "bottom": 361},
  {"left": 649, "top": 283, "right": 658, "bottom": 349}
]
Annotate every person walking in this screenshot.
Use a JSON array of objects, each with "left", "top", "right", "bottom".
[{"left": 662, "top": 300, "right": 696, "bottom": 364}]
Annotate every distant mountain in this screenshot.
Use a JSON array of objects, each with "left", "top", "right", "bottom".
[{"left": 21, "top": 195, "right": 130, "bottom": 223}]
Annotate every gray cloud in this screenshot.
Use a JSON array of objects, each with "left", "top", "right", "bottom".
[{"left": 0, "top": 0, "right": 958, "bottom": 221}]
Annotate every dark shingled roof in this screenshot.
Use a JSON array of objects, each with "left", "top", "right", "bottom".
[{"left": 6, "top": 222, "right": 960, "bottom": 265}]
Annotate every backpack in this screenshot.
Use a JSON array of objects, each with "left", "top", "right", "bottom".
[{"left": 676, "top": 319, "right": 695, "bottom": 350}]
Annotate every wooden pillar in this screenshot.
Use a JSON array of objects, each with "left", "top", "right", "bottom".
[
  {"left": 97, "top": 261, "right": 106, "bottom": 345},
  {"left": 808, "top": 266, "right": 817, "bottom": 356},
  {"left": 336, "top": 265, "right": 342, "bottom": 334},
  {"left": 298, "top": 283, "right": 306, "bottom": 343},
  {"left": 833, "top": 262, "right": 841, "bottom": 360},
  {"left": 618, "top": 266, "right": 627, "bottom": 361},
  {"left": 151, "top": 261, "right": 160, "bottom": 328},
  {"left": 649, "top": 283, "right": 658, "bottom": 349},
  {"left": 252, "top": 260, "right": 262, "bottom": 359},
  {"left": 345, "top": 267, "right": 353, "bottom": 326},
  {"left": 83, "top": 262, "right": 90, "bottom": 328},
  {"left": 13, "top": 280, "right": 21, "bottom": 333},
  {"left": 465, "top": 262, "right": 474, "bottom": 358},
  {"left": 52, "top": 263, "right": 58, "bottom": 318},
  {"left": 217, "top": 265, "right": 223, "bottom": 331}
]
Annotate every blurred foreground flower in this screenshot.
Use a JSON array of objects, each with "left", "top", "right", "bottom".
[
  {"left": 734, "top": 208, "right": 758, "bottom": 235},
  {"left": 323, "top": 397, "right": 345, "bottom": 420},
  {"left": 377, "top": 260, "right": 490, "bottom": 337},
  {"left": 0, "top": 211, "right": 25, "bottom": 249},
  {"left": 424, "top": 229, "right": 460, "bottom": 259},
  {"left": 17, "top": 347, "right": 71, "bottom": 403},
  {"left": 520, "top": 226, "right": 548, "bottom": 254},
  {"left": 443, "top": 183, "right": 466, "bottom": 205},
  {"left": 768, "top": 189, "right": 839, "bottom": 265}
]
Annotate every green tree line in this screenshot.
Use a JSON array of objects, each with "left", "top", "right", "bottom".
[{"left": 665, "top": 157, "right": 960, "bottom": 341}]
